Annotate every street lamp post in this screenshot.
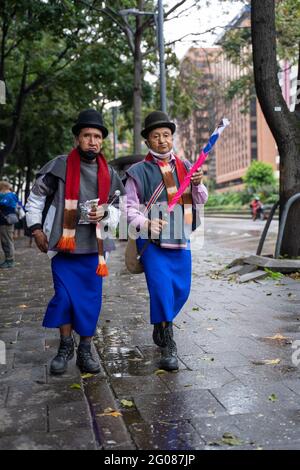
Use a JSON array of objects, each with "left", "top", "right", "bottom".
[
  {"left": 157, "top": 0, "right": 167, "bottom": 112},
  {"left": 105, "top": 100, "right": 122, "bottom": 159},
  {"left": 119, "top": 1, "right": 167, "bottom": 112},
  {"left": 112, "top": 106, "right": 118, "bottom": 159}
]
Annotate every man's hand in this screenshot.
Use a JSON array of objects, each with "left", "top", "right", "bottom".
[
  {"left": 191, "top": 168, "right": 204, "bottom": 186},
  {"left": 88, "top": 205, "right": 105, "bottom": 224},
  {"left": 32, "top": 230, "right": 48, "bottom": 253},
  {"left": 143, "top": 218, "right": 168, "bottom": 236}
]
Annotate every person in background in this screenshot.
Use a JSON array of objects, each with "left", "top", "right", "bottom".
[
  {"left": 250, "top": 196, "right": 264, "bottom": 221},
  {"left": 0, "top": 181, "right": 18, "bottom": 269}
]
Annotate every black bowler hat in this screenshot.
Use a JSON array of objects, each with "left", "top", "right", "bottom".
[
  {"left": 72, "top": 109, "right": 109, "bottom": 138},
  {"left": 141, "top": 111, "right": 176, "bottom": 139}
]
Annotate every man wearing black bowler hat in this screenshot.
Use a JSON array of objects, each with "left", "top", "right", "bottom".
[
  {"left": 26, "top": 109, "right": 125, "bottom": 376},
  {"left": 126, "top": 111, "right": 208, "bottom": 371}
]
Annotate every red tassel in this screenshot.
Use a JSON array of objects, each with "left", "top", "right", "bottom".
[
  {"left": 56, "top": 236, "right": 76, "bottom": 252},
  {"left": 96, "top": 262, "right": 109, "bottom": 277}
]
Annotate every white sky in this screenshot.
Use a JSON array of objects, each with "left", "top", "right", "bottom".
[{"left": 164, "top": 0, "right": 246, "bottom": 59}]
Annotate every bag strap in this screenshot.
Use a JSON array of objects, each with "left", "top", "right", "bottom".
[
  {"left": 144, "top": 160, "right": 176, "bottom": 214},
  {"left": 136, "top": 161, "right": 176, "bottom": 260}
]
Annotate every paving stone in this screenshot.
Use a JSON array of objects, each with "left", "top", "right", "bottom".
[
  {"left": 209, "top": 381, "right": 300, "bottom": 415},
  {"left": 13, "top": 350, "right": 53, "bottom": 368},
  {"left": 0, "top": 386, "right": 8, "bottom": 407},
  {"left": 6, "top": 382, "right": 87, "bottom": 408},
  {"left": 130, "top": 421, "right": 205, "bottom": 450},
  {"left": 180, "top": 351, "right": 251, "bottom": 370},
  {"left": 192, "top": 409, "right": 300, "bottom": 449},
  {"left": 159, "top": 368, "right": 239, "bottom": 391},
  {"left": 48, "top": 401, "right": 92, "bottom": 432},
  {"left": 225, "top": 364, "right": 299, "bottom": 387},
  {"left": 0, "top": 365, "right": 46, "bottom": 385},
  {"left": 111, "top": 375, "right": 170, "bottom": 397},
  {"left": 83, "top": 375, "right": 131, "bottom": 449},
  {"left": 133, "top": 389, "right": 227, "bottom": 423},
  {"left": 0, "top": 405, "right": 47, "bottom": 436},
  {"left": 0, "top": 429, "right": 96, "bottom": 450}
]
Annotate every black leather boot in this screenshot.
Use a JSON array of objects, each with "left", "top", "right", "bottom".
[
  {"left": 76, "top": 342, "right": 100, "bottom": 374},
  {"left": 50, "top": 336, "right": 74, "bottom": 375},
  {"left": 159, "top": 323, "right": 178, "bottom": 371},
  {"left": 153, "top": 322, "right": 174, "bottom": 347},
  {"left": 153, "top": 323, "right": 165, "bottom": 347}
]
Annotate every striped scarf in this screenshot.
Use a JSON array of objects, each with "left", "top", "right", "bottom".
[
  {"left": 145, "top": 152, "right": 193, "bottom": 226},
  {"left": 56, "top": 147, "right": 111, "bottom": 277}
]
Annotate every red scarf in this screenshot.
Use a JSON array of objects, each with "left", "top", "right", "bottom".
[{"left": 56, "top": 147, "right": 111, "bottom": 277}]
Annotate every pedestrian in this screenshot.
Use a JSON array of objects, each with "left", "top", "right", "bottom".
[
  {"left": 125, "top": 111, "right": 208, "bottom": 371},
  {"left": 0, "top": 181, "right": 18, "bottom": 269},
  {"left": 26, "top": 109, "right": 125, "bottom": 375},
  {"left": 14, "top": 199, "right": 26, "bottom": 240},
  {"left": 250, "top": 196, "right": 264, "bottom": 221}
]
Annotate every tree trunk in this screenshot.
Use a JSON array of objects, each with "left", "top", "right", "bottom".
[
  {"left": 133, "top": 1, "right": 144, "bottom": 155},
  {"left": 0, "top": 59, "right": 28, "bottom": 175},
  {"left": 251, "top": 0, "right": 300, "bottom": 256},
  {"left": 24, "top": 145, "right": 32, "bottom": 203}
]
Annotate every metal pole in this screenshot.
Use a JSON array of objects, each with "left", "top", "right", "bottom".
[
  {"left": 274, "top": 193, "right": 300, "bottom": 258},
  {"left": 157, "top": 0, "right": 167, "bottom": 112},
  {"left": 112, "top": 107, "right": 118, "bottom": 159}
]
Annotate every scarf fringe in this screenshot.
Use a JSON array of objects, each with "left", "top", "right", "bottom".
[
  {"left": 56, "top": 235, "right": 76, "bottom": 252},
  {"left": 96, "top": 256, "right": 109, "bottom": 277}
]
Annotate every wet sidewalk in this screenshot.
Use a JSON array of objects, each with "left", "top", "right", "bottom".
[{"left": 1, "top": 234, "right": 300, "bottom": 450}]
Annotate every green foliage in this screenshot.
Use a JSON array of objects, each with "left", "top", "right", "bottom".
[
  {"left": 243, "top": 161, "right": 277, "bottom": 192},
  {"left": 264, "top": 268, "right": 284, "bottom": 281},
  {"left": 221, "top": 0, "right": 300, "bottom": 103},
  {"left": 205, "top": 191, "right": 245, "bottom": 208},
  {"left": 276, "top": 0, "right": 300, "bottom": 63},
  {"left": 1, "top": 0, "right": 196, "bottom": 177}
]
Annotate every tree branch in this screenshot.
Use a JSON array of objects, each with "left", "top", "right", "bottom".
[
  {"left": 78, "top": 0, "right": 135, "bottom": 54},
  {"left": 164, "top": 0, "right": 188, "bottom": 19}
]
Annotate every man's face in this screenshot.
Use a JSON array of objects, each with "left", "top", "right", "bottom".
[
  {"left": 147, "top": 127, "right": 173, "bottom": 155},
  {"left": 76, "top": 127, "right": 103, "bottom": 154}
]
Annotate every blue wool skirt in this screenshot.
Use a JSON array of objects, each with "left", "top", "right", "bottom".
[
  {"left": 43, "top": 253, "right": 103, "bottom": 336},
  {"left": 136, "top": 239, "right": 192, "bottom": 324}
]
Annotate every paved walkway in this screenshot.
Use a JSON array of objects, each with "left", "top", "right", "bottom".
[{"left": 1, "top": 230, "right": 300, "bottom": 450}]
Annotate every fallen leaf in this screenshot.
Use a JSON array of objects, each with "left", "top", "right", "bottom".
[
  {"left": 70, "top": 383, "right": 81, "bottom": 390},
  {"left": 81, "top": 373, "right": 94, "bottom": 379},
  {"left": 268, "top": 393, "right": 278, "bottom": 402},
  {"left": 155, "top": 369, "right": 167, "bottom": 375},
  {"left": 252, "top": 358, "right": 281, "bottom": 365},
  {"left": 221, "top": 432, "right": 244, "bottom": 446},
  {"left": 265, "top": 334, "right": 288, "bottom": 341},
  {"left": 97, "top": 408, "right": 122, "bottom": 418},
  {"left": 192, "top": 307, "right": 200, "bottom": 311},
  {"left": 120, "top": 399, "right": 134, "bottom": 408}
]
